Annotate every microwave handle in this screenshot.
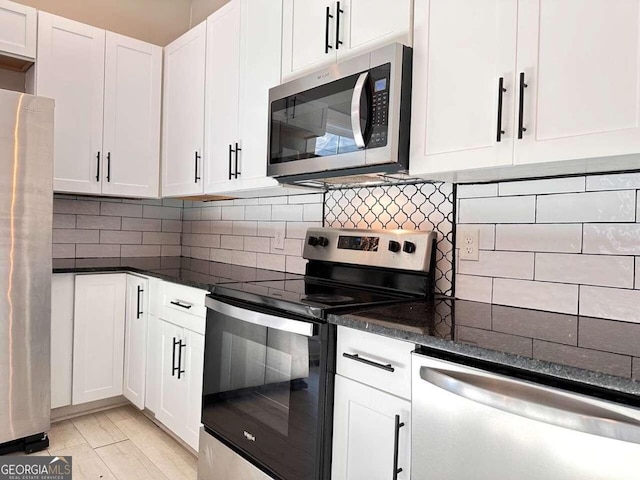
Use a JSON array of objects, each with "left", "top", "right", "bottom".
[{"left": 351, "top": 72, "right": 370, "bottom": 149}]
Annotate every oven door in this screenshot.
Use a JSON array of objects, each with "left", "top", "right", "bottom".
[{"left": 202, "top": 297, "right": 331, "bottom": 480}]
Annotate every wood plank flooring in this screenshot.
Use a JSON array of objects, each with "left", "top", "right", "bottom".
[{"left": 26, "top": 405, "right": 198, "bottom": 480}]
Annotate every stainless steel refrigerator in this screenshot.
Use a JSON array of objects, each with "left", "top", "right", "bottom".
[{"left": 0, "top": 88, "right": 54, "bottom": 453}]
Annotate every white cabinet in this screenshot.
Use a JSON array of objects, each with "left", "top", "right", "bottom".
[
  {"left": 51, "top": 273, "right": 74, "bottom": 409},
  {"left": 162, "top": 22, "right": 207, "bottom": 197},
  {"left": 514, "top": 0, "right": 640, "bottom": 166},
  {"left": 0, "top": 0, "right": 36, "bottom": 59},
  {"left": 145, "top": 313, "right": 160, "bottom": 413},
  {"left": 204, "top": 0, "right": 282, "bottom": 194},
  {"left": 155, "top": 318, "right": 205, "bottom": 451},
  {"left": 281, "top": 0, "right": 412, "bottom": 81},
  {"left": 102, "top": 33, "right": 162, "bottom": 198},
  {"left": 411, "top": 0, "right": 640, "bottom": 181},
  {"left": 332, "top": 375, "right": 411, "bottom": 480},
  {"left": 72, "top": 274, "right": 126, "bottom": 405},
  {"left": 410, "top": 0, "right": 517, "bottom": 175},
  {"left": 37, "top": 12, "right": 162, "bottom": 197},
  {"left": 123, "top": 275, "right": 149, "bottom": 410},
  {"left": 37, "top": 12, "right": 105, "bottom": 196}
]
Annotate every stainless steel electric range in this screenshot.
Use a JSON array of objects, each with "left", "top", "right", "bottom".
[{"left": 198, "top": 227, "right": 437, "bottom": 480}]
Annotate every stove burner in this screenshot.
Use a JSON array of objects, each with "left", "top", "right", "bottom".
[{"left": 303, "top": 294, "right": 356, "bottom": 304}]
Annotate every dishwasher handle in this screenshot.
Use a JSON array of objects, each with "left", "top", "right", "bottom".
[{"left": 420, "top": 366, "right": 640, "bottom": 444}]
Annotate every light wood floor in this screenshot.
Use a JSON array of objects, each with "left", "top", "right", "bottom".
[{"left": 28, "top": 405, "right": 198, "bottom": 480}]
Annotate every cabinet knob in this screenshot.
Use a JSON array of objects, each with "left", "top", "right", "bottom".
[
  {"left": 388, "top": 240, "right": 401, "bottom": 253},
  {"left": 402, "top": 241, "right": 416, "bottom": 254}
]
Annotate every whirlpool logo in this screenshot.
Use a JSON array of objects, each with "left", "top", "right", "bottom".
[{"left": 0, "top": 456, "right": 72, "bottom": 480}]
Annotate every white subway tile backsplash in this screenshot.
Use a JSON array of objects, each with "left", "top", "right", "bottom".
[
  {"left": 122, "top": 218, "right": 162, "bottom": 232},
  {"left": 221, "top": 235, "right": 244, "bottom": 250},
  {"left": 210, "top": 249, "right": 233, "bottom": 263},
  {"left": 221, "top": 206, "right": 245, "bottom": 220},
  {"left": 493, "top": 278, "right": 578, "bottom": 314},
  {"left": 189, "top": 246, "right": 210, "bottom": 260},
  {"left": 232, "top": 250, "right": 257, "bottom": 268},
  {"left": 287, "top": 193, "right": 324, "bottom": 204},
  {"left": 457, "top": 184, "right": 498, "bottom": 198},
  {"left": 143, "top": 232, "right": 181, "bottom": 245},
  {"left": 580, "top": 286, "right": 640, "bottom": 323},
  {"left": 259, "top": 196, "right": 287, "bottom": 205},
  {"left": 245, "top": 205, "right": 272, "bottom": 221},
  {"left": 183, "top": 208, "right": 201, "bottom": 221},
  {"left": 143, "top": 205, "right": 182, "bottom": 220},
  {"left": 286, "top": 222, "right": 320, "bottom": 239},
  {"left": 201, "top": 206, "right": 222, "bottom": 221},
  {"left": 161, "top": 245, "right": 182, "bottom": 257},
  {"left": 583, "top": 224, "right": 640, "bottom": 255},
  {"left": 257, "top": 253, "right": 286, "bottom": 271},
  {"left": 303, "top": 203, "right": 323, "bottom": 221},
  {"left": 53, "top": 244, "right": 75, "bottom": 258},
  {"left": 458, "top": 251, "right": 534, "bottom": 279},
  {"left": 537, "top": 190, "right": 636, "bottom": 223},
  {"left": 271, "top": 238, "right": 303, "bottom": 257},
  {"left": 244, "top": 236, "right": 271, "bottom": 253},
  {"left": 53, "top": 214, "right": 76, "bottom": 229},
  {"left": 636, "top": 258, "right": 640, "bottom": 289},
  {"left": 233, "top": 198, "right": 260, "bottom": 206},
  {"left": 232, "top": 221, "right": 258, "bottom": 236},
  {"left": 54, "top": 199, "right": 100, "bottom": 215},
  {"left": 77, "top": 215, "right": 121, "bottom": 230},
  {"left": 285, "top": 255, "right": 307, "bottom": 274},
  {"left": 210, "top": 221, "right": 233, "bottom": 235},
  {"left": 586, "top": 172, "right": 640, "bottom": 191},
  {"left": 498, "top": 177, "right": 585, "bottom": 196},
  {"left": 257, "top": 221, "right": 286, "bottom": 238},
  {"left": 76, "top": 244, "right": 121, "bottom": 258},
  {"left": 191, "top": 221, "right": 211, "bottom": 234},
  {"left": 162, "top": 220, "right": 183, "bottom": 233},
  {"left": 101, "top": 202, "right": 143, "bottom": 218},
  {"left": 495, "top": 224, "right": 582, "bottom": 253},
  {"left": 53, "top": 229, "right": 99, "bottom": 244},
  {"left": 535, "top": 253, "right": 634, "bottom": 288},
  {"left": 456, "top": 224, "right": 495, "bottom": 250},
  {"left": 458, "top": 196, "right": 536, "bottom": 224},
  {"left": 455, "top": 275, "right": 493, "bottom": 303},
  {"left": 101, "top": 230, "right": 141, "bottom": 244},
  {"left": 272, "top": 204, "right": 304, "bottom": 221}
]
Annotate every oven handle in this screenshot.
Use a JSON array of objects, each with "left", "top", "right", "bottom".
[
  {"left": 351, "top": 71, "right": 369, "bottom": 149},
  {"left": 206, "top": 297, "right": 315, "bottom": 337}
]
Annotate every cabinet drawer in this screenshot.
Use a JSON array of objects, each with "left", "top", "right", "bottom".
[
  {"left": 162, "top": 282, "right": 208, "bottom": 334},
  {"left": 336, "top": 326, "right": 414, "bottom": 400}
]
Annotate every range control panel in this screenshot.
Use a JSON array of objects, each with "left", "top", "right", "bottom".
[{"left": 303, "top": 228, "right": 437, "bottom": 272}]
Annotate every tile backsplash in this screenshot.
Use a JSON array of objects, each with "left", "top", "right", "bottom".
[
  {"left": 456, "top": 172, "right": 640, "bottom": 324},
  {"left": 181, "top": 193, "right": 324, "bottom": 274},
  {"left": 53, "top": 195, "right": 183, "bottom": 258}
]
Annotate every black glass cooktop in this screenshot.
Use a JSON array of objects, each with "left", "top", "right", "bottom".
[{"left": 212, "top": 277, "right": 419, "bottom": 320}]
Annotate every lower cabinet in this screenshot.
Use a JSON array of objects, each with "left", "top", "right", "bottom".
[
  {"left": 155, "top": 318, "right": 205, "bottom": 451},
  {"left": 123, "top": 275, "right": 149, "bottom": 409},
  {"left": 331, "top": 375, "right": 412, "bottom": 480},
  {"left": 72, "top": 274, "right": 127, "bottom": 405}
]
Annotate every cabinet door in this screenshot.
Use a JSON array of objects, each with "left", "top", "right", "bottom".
[
  {"left": 36, "top": 12, "right": 105, "bottom": 195},
  {"left": 162, "top": 22, "right": 206, "bottom": 197},
  {"left": 0, "top": 0, "right": 36, "bottom": 59},
  {"left": 145, "top": 314, "right": 160, "bottom": 413},
  {"left": 72, "top": 274, "right": 126, "bottom": 405},
  {"left": 155, "top": 319, "right": 186, "bottom": 435},
  {"left": 282, "top": 0, "right": 335, "bottom": 81},
  {"left": 204, "top": 1, "right": 241, "bottom": 191},
  {"left": 410, "top": 0, "right": 518, "bottom": 177},
  {"left": 124, "top": 275, "right": 149, "bottom": 410},
  {"left": 331, "top": 375, "right": 411, "bottom": 480},
  {"left": 102, "top": 33, "right": 161, "bottom": 198},
  {"left": 183, "top": 330, "right": 205, "bottom": 451},
  {"left": 515, "top": 0, "right": 640, "bottom": 165},
  {"left": 51, "top": 274, "right": 74, "bottom": 409},
  {"left": 337, "top": 0, "right": 412, "bottom": 61}
]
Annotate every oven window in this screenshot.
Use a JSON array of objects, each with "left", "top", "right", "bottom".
[
  {"left": 270, "top": 72, "right": 369, "bottom": 164},
  {"left": 202, "top": 305, "right": 326, "bottom": 480}
]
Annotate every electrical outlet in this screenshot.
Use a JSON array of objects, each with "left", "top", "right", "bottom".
[
  {"left": 458, "top": 227, "right": 479, "bottom": 261},
  {"left": 273, "top": 226, "right": 285, "bottom": 250}
]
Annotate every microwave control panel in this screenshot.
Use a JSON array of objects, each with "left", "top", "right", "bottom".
[{"left": 368, "top": 63, "right": 391, "bottom": 149}]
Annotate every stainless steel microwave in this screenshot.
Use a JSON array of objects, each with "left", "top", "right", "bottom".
[{"left": 267, "top": 43, "right": 412, "bottom": 184}]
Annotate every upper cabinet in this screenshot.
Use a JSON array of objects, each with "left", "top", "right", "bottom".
[
  {"left": 411, "top": 0, "right": 640, "bottom": 181},
  {"left": 163, "top": 0, "right": 284, "bottom": 198},
  {"left": 0, "top": 0, "right": 36, "bottom": 60},
  {"left": 281, "top": 0, "right": 413, "bottom": 81},
  {"left": 162, "top": 22, "right": 207, "bottom": 197},
  {"left": 37, "top": 12, "right": 162, "bottom": 198}
]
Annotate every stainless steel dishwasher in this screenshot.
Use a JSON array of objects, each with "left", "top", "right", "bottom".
[{"left": 412, "top": 353, "right": 640, "bottom": 480}]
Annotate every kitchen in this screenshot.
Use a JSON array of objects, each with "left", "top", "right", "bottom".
[{"left": 1, "top": 0, "right": 640, "bottom": 479}]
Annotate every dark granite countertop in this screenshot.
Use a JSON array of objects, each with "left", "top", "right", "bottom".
[
  {"left": 53, "top": 257, "right": 301, "bottom": 291},
  {"left": 328, "top": 297, "right": 640, "bottom": 402}
]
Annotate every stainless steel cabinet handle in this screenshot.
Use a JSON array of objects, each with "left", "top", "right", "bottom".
[
  {"left": 342, "top": 352, "right": 395, "bottom": 372},
  {"left": 351, "top": 72, "right": 369, "bottom": 149},
  {"left": 392, "top": 414, "right": 405, "bottom": 480},
  {"left": 420, "top": 366, "right": 640, "bottom": 444},
  {"left": 170, "top": 300, "right": 192, "bottom": 310}
]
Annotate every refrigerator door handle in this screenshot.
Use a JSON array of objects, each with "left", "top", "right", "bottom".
[{"left": 419, "top": 366, "right": 640, "bottom": 444}]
